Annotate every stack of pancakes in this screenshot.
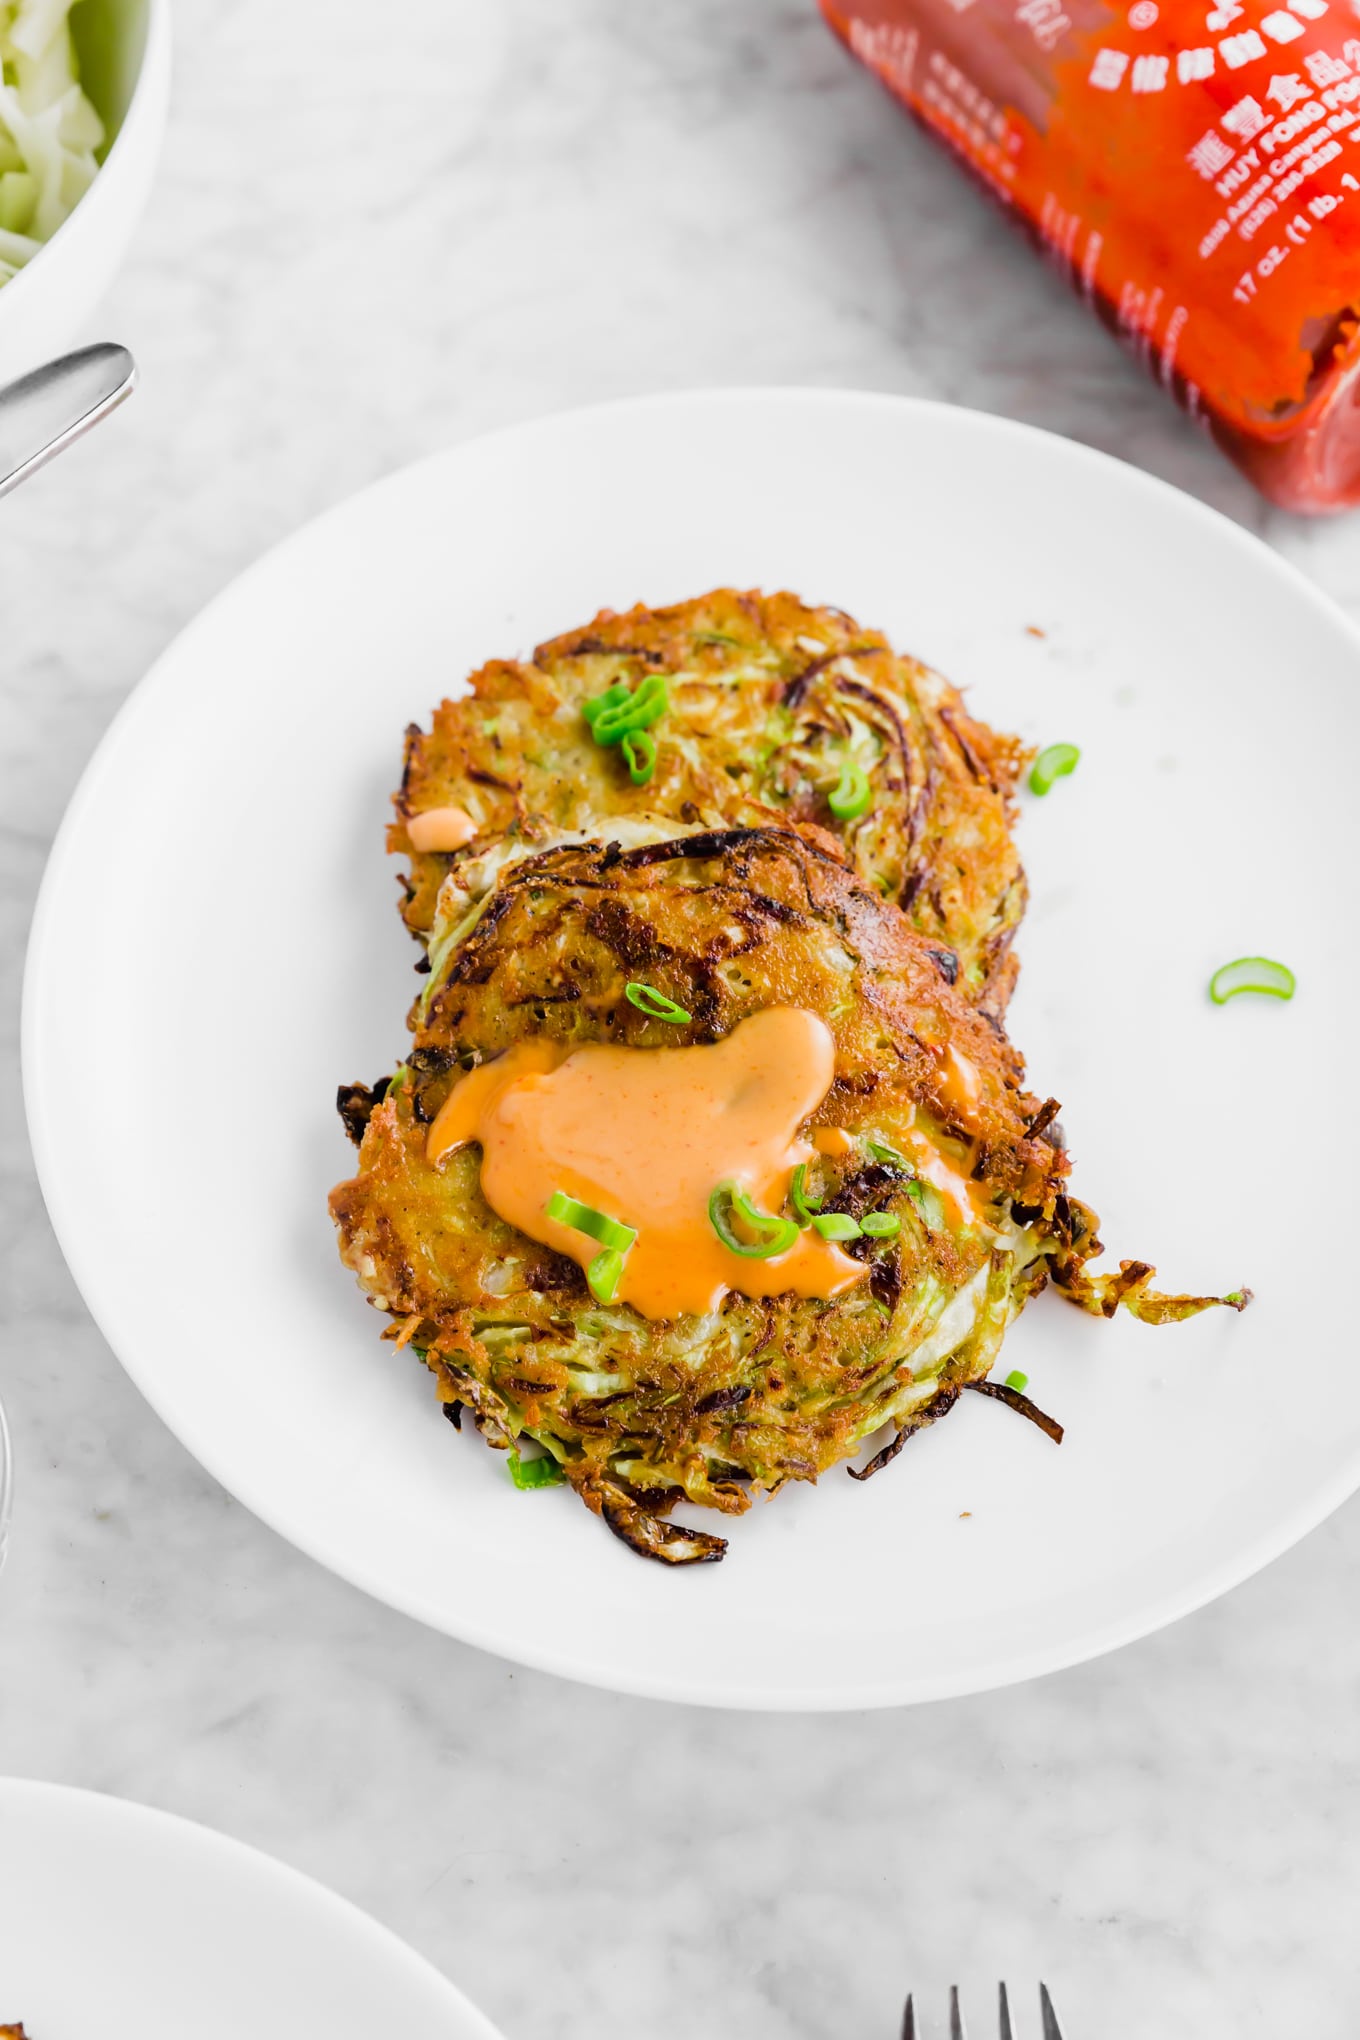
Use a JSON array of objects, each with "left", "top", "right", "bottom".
[{"left": 330, "top": 590, "right": 1234, "bottom": 1565}]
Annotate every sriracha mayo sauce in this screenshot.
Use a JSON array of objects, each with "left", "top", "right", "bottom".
[{"left": 822, "top": 0, "right": 1360, "bottom": 509}]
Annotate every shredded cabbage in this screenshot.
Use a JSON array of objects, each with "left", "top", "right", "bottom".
[{"left": 0, "top": 0, "right": 103, "bottom": 285}]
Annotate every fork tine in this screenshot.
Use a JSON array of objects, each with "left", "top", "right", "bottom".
[{"left": 903, "top": 1982, "right": 1056, "bottom": 2038}]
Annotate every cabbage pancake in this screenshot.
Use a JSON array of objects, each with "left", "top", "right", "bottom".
[
  {"left": 394, "top": 589, "right": 1029, "bottom": 1014},
  {"left": 331, "top": 825, "right": 1237, "bottom": 1566}
]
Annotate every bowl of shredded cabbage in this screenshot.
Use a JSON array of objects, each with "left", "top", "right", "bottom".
[{"left": 0, "top": 0, "right": 169, "bottom": 382}]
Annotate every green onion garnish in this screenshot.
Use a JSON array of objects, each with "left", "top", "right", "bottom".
[
  {"left": 545, "top": 1190, "right": 637, "bottom": 1255},
  {"left": 507, "top": 1448, "right": 567, "bottom": 1490},
  {"left": 582, "top": 682, "right": 631, "bottom": 730},
  {"left": 811, "top": 1211, "right": 862, "bottom": 1242},
  {"left": 622, "top": 729, "right": 657, "bottom": 784},
  {"left": 546, "top": 1193, "right": 638, "bottom": 1301},
  {"left": 828, "top": 760, "right": 872, "bottom": 822},
  {"left": 789, "top": 1161, "right": 823, "bottom": 1225},
  {"left": 587, "top": 674, "right": 669, "bottom": 746},
  {"left": 709, "top": 1183, "right": 800, "bottom": 1259},
  {"left": 624, "top": 980, "right": 692, "bottom": 1024},
  {"left": 1003, "top": 1369, "right": 1029, "bottom": 1393},
  {"left": 867, "top": 1139, "right": 909, "bottom": 1169},
  {"left": 906, "top": 1178, "right": 945, "bottom": 1230},
  {"left": 1028, "top": 742, "right": 1081, "bottom": 796},
  {"left": 587, "top": 1247, "right": 625, "bottom": 1304},
  {"left": 1208, "top": 956, "right": 1295, "bottom": 1005},
  {"left": 860, "top": 1211, "right": 900, "bottom": 1238}
]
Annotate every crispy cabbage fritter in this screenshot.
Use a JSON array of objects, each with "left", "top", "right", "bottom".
[
  {"left": 394, "top": 589, "right": 1030, "bottom": 1015},
  {"left": 332, "top": 825, "right": 1235, "bottom": 1566}
]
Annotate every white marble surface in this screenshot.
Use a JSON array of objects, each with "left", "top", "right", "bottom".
[{"left": 3, "top": 1, "right": 1360, "bottom": 2033}]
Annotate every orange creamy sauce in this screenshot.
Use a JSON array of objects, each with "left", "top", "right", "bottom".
[
  {"left": 939, "top": 1043, "right": 982, "bottom": 1119},
  {"left": 916, "top": 1043, "right": 989, "bottom": 1227},
  {"left": 407, "top": 805, "right": 477, "bottom": 853},
  {"left": 425, "top": 1008, "right": 862, "bottom": 1319},
  {"left": 902, "top": 1131, "right": 980, "bottom": 1232}
]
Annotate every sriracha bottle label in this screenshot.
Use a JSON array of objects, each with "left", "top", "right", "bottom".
[{"left": 822, "top": 0, "right": 1360, "bottom": 508}]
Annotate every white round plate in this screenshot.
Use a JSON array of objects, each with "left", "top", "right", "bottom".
[
  {"left": 0, "top": 1778, "right": 501, "bottom": 2038},
  {"left": 24, "top": 389, "right": 1360, "bottom": 1710}
]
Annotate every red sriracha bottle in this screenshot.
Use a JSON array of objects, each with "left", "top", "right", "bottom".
[{"left": 822, "top": 0, "right": 1360, "bottom": 510}]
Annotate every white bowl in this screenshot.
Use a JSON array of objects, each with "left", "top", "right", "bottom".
[{"left": 0, "top": 0, "right": 170, "bottom": 384}]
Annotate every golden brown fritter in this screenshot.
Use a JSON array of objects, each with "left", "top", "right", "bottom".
[
  {"left": 332, "top": 825, "right": 1235, "bottom": 1565},
  {"left": 393, "top": 590, "right": 1030, "bottom": 1014}
]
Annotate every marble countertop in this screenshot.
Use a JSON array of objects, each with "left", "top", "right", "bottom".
[{"left": 3, "top": 2, "right": 1358, "bottom": 2034}]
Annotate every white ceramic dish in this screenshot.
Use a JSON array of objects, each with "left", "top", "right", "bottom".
[
  {"left": 23, "top": 388, "right": 1360, "bottom": 1710},
  {"left": 0, "top": 1777, "right": 502, "bottom": 2039},
  {"left": 0, "top": 1389, "right": 10, "bottom": 1577},
  {"left": 0, "top": 0, "right": 170, "bottom": 383}
]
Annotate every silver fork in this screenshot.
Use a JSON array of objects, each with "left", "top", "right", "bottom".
[{"left": 903, "top": 1983, "right": 1066, "bottom": 2038}]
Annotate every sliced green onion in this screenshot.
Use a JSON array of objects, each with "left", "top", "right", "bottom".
[
  {"left": 589, "top": 674, "right": 669, "bottom": 745},
  {"left": 789, "top": 1161, "right": 823, "bottom": 1225},
  {"left": 622, "top": 728, "right": 657, "bottom": 784},
  {"left": 709, "top": 1183, "right": 800, "bottom": 1259},
  {"left": 860, "top": 1211, "right": 900, "bottom": 1238},
  {"left": 828, "top": 759, "right": 873, "bottom": 822},
  {"left": 1208, "top": 956, "right": 1295, "bottom": 1005},
  {"left": 582, "top": 682, "right": 630, "bottom": 729},
  {"left": 906, "top": 1178, "right": 945, "bottom": 1230},
  {"left": 545, "top": 1190, "right": 637, "bottom": 1255},
  {"left": 867, "top": 1139, "right": 909, "bottom": 1169},
  {"left": 546, "top": 1193, "right": 639, "bottom": 1302},
  {"left": 587, "top": 1247, "right": 625, "bottom": 1304},
  {"left": 1223, "top": 1290, "right": 1246, "bottom": 1307},
  {"left": 811, "top": 1211, "right": 862, "bottom": 1242},
  {"left": 1028, "top": 742, "right": 1081, "bottom": 796},
  {"left": 507, "top": 1448, "right": 567, "bottom": 1490},
  {"left": 1003, "top": 1369, "right": 1029, "bottom": 1393},
  {"left": 625, "top": 980, "right": 691, "bottom": 1024}
]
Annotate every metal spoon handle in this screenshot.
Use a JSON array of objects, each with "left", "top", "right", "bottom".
[{"left": 0, "top": 342, "right": 136, "bottom": 501}]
